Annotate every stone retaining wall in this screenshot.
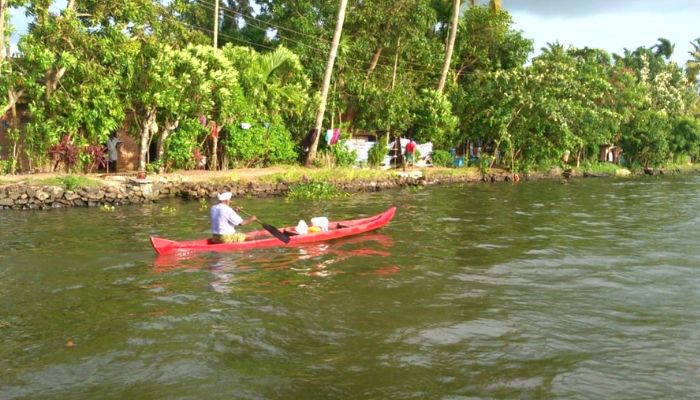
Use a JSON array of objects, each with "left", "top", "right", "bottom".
[
  {"left": 0, "top": 173, "right": 473, "bottom": 210},
  {"left": 0, "top": 179, "right": 162, "bottom": 210}
]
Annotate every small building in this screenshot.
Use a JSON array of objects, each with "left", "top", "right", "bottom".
[{"left": 600, "top": 145, "right": 623, "bottom": 164}]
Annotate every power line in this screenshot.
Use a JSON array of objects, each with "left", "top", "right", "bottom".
[
  {"left": 194, "top": 0, "right": 442, "bottom": 75},
  {"left": 196, "top": 0, "right": 332, "bottom": 45},
  {"left": 190, "top": 0, "right": 435, "bottom": 81}
]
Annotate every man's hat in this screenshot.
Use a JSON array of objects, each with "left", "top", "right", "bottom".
[{"left": 218, "top": 192, "right": 232, "bottom": 201}]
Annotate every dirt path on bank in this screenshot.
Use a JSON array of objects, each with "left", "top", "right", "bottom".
[{"left": 0, "top": 166, "right": 291, "bottom": 185}]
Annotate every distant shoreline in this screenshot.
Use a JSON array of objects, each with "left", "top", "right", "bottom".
[{"left": 0, "top": 165, "right": 696, "bottom": 211}]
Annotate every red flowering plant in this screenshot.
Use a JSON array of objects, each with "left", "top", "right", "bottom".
[
  {"left": 84, "top": 143, "right": 108, "bottom": 173},
  {"left": 48, "top": 136, "right": 80, "bottom": 172}
]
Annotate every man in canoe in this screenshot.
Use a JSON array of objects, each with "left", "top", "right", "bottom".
[{"left": 210, "top": 192, "right": 257, "bottom": 244}]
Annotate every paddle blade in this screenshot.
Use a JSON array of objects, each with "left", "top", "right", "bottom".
[{"left": 263, "top": 223, "right": 290, "bottom": 244}]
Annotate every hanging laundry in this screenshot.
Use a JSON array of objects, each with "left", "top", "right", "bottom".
[
  {"left": 330, "top": 128, "right": 341, "bottom": 145},
  {"left": 324, "top": 129, "right": 333, "bottom": 144}
]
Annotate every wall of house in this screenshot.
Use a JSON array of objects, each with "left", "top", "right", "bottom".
[
  {"left": 115, "top": 130, "right": 139, "bottom": 172},
  {"left": 1, "top": 115, "right": 141, "bottom": 173}
]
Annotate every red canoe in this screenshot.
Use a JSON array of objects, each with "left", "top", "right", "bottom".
[{"left": 150, "top": 207, "right": 396, "bottom": 255}]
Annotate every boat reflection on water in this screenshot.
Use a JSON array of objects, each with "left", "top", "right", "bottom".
[{"left": 152, "top": 234, "right": 397, "bottom": 292}]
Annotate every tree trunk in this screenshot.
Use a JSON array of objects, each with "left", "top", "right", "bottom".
[
  {"left": 210, "top": 122, "right": 219, "bottom": 171},
  {"left": 139, "top": 108, "right": 156, "bottom": 171},
  {"left": 576, "top": 148, "right": 582, "bottom": 167},
  {"left": 10, "top": 99, "right": 18, "bottom": 173},
  {"left": 305, "top": 0, "right": 348, "bottom": 167},
  {"left": 43, "top": 0, "right": 75, "bottom": 102},
  {"left": 0, "top": 0, "right": 7, "bottom": 61},
  {"left": 390, "top": 37, "right": 401, "bottom": 90},
  {"left": 45, "top": 68, "right": 67, "bottom": 101},
  {"left": 3, "top": 88, "right": 24, "bottom": 117},
  {"left": 213, "top": 0, "right": 220, "bottom": 48},
  {"left": 366, "top": 46, "right": 382, "bottom": 78},
  {"left": 157, "top": 118, "right": 179, "bottom": 173},
  {"left": 491, "top": 140, "right": 500, "bottom": 168},
  {"left": 437, "top": 0, "right": 460, "bottom": 93},
  {"left": 489, "top": 0, "right": 501, "bottom": 12},
  {"left": 2, "top": 16, "right": 23, "bottom": 117}
]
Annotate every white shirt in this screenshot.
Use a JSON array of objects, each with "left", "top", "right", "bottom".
[
  {"left": 106, "top": 137, "right": 122, "bottom": 161},
  {"left": 210, "top": 203, "right": 244, "bottom": 235}
]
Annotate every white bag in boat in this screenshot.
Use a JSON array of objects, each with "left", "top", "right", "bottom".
[
  {"left": 296, "top": 219, "right": 308, "bottom": 234},
  {"left": 310, "top": 217, "right": 329, "bottom": 232}
]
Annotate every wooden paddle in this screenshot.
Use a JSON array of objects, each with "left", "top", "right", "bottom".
[{"left": 237, "top": 208, "right": 290, "bottom": 244}]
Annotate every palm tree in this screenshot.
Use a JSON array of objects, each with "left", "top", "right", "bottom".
[
  {"left": 437, "top": 0, "right": 461, "bottom": 93},
  {"left": 305, "top": 0, "right": 348, "bottom": 167},
  {"left": 686, "top": 38, "right": 700, "bottom": 84},
  {"left": 243, "top": 47, "right": 307, "bottom": 118},
  {"left": 652, "top": 38, "right": 675, "bottom": 60}
]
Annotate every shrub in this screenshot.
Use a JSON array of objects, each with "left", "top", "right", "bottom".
[
  {"left": 0, "top": 158, "right": 11, "bottom": 174},
  {"left": 59, "top": 175, "right": 81, "bottom": 191},
  {"left": 431, "top": 149, "right": 453, "bottom": 167},
  {"left": 478, "top": 155, "right": 494, "bottom": 175},
  {"left": 368, "top": 140, "right": 388, "bottom": 168},
  {"left": 581, "top": 161, "right": 620, "bottom": 175},
  {"left": 145, "top": 161, "right": 162, "bottom": 174},
  {"left": 224, "top": 123, "right": 297, "bottom": 167},
  {"left": 331, "top": 142, "right": 357, "bottom": 167}
]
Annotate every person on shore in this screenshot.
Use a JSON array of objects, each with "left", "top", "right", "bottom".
[
  {"left": 404, "top": 137, "right": 417, "bottom": 170},
  {"left": 210, "top": 192, "right": 256, "bottom": 244},
  {"left": 106, "top": 133, "right": 122, "bottom": 173}
]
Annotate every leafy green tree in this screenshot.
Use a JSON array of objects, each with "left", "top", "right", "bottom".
[
  {"left": 224, "top": 45, "right": 310, "bottom": 126},
  {"left": 411, "top": 89, "right": 458, "bottom": 148},
  {"left": 669, "top": 117, "right": 700, "bottom": 161},
  {"left": 259, "top": 0, "right": 444, "bottom": 143},
  {"left": 613, "top": 40, "right": 690, "bottom": 167},
  {"left": 620, "top": 109, "right": 671, "bottom": 167},
  {"left": 453, "top": 5, "right": 532, "bottom": 82},
  {"left": 450, "top": 4, "right": 532, "bottom": 161},
  {"left": 17, "top": 1, "right": 129, "bottom": 169},
  {"left": 221, "top": 44, "right": 310, "bottom": 166}
]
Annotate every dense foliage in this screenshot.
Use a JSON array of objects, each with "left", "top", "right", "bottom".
[{"left": 1, "top": 1, "right": 700, "bottom": 173}]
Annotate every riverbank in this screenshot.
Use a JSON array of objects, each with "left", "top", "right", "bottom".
[
  {"left": 0, "top": 164, "right": 692, "bottom": 210},
  {"left": 0, "top": 166, "right": 474, "bottom": 210}
]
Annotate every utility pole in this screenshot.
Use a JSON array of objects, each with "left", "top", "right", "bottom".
[
  {"left": 213, "top": 0, "right": 219, "bottom": 48},
  {"left": 305, "top": 0, "right": 348, "bottom": 167}
]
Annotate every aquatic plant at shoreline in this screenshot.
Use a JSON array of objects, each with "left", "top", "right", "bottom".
[
  {"left": 579, "top": 162, "right": 621, "bottom": 175},
  {"left": 286, "top": 181, "right": 348, "bottom": 200}
]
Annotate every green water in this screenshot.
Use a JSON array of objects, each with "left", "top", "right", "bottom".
[{"left": 2, "top": 176, "right": 700, "bottom": 399}]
